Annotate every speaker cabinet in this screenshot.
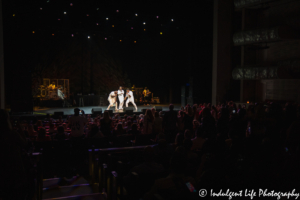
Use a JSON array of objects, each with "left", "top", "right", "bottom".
[
  {"left": 106, "top": 110, "right": 113, "bottom": 116},
  {"left": 153, "top": 97, "right": 160, "bottom": 103},
  {"left": 54, "top": 111, "right": 64, "bottom": 117},
  {"left": 124, "top": 107, "right": 134, "bottom": 111},
  {"left": 155, "top": 106, "right": 162, "bottom": 112},
  {"left": 141, "top": 109, "right": 147, "bottom": 113},
  {"left": 92, "top": 108, "right": 102, "bottom": 115},
  {"left": 124, "top": 107, "right": 134, "bottom": 115}
]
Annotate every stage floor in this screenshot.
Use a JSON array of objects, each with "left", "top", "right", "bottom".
[{"left": 33, "top": 104, "right": 181, "bottom": 115}]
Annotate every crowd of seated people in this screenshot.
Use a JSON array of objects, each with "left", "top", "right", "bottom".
[
  {"left": 123, "top": 102, "right": 300, "bottom": 199},
  {"left": 4, "top": 109, "right": 164, "bottom": 144},
  {"left": 1, "top": 101, "right": 300, "bottom": 199}
]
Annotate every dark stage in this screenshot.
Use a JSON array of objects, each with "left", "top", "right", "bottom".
[{"left": 33, "top": 104, "right": 181, "bottom": 116}]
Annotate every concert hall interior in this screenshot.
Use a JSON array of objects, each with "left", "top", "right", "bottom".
[{"left": 1, "top": 0, "right": 300, "bottom": 199}]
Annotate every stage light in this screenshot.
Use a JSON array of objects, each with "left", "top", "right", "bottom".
[
  {"left": 70, "top": 3, "right": 73, "bottom": 6},
  {"left": 88, "top": 36, "right": 90, "bottom": 39},
  {"left": 105, "top": 37, "right": 107, "bottom": 40},
  {"left": 71, "top": 34, "right": 74, "bottom": 37},
  {"left": 135, "top": 13, "right": 138, "bottom": 16},
  {"left": 116, "top": 10, "right": 119, "bottom": 12},
  {"left": 134, "top": 41, "right": 136, "bottom": 43},
  {"left": 40, "top": 8, "right": 43, "bottom": 10},
  {"left": 160, "top": 32, "right": 163, "bottom": 35},
  {"left": 247, "top": 101, "right": 249, "bottom": 104},
  {"left": 96, "top": 23, "right": 99, "bottom": 25},
  {"left": 64, "top": 12, "right": 66, "bottom": 14},
  {"left": 144, "top": 29, "right": 146, "bottom": 31},
  {"left": 112, "top": 25, "right": 114, "bottom": 27},
  {"left": 120, "top": 39, "right": 122, "bottom": 42},
  {"left": 58, "top": 18, "right": 60, "bottom": 21},
  {"left": 143, "top": 22, "right": 146, "bottom": 25},
  {"left": 52, "top": 33, "right": 54, "bottom": 36},
  {"left": 87, "top": 14, "right": 89, "bottom": 16},
  {"left": 13, "top": 14, "right": 15, "bottom": 17},
  {"left": 106, "top": 17, "right": 109, "bottom": 20},
  {"left": 32, "top": 31, "right": 35, "bottom": 34},
  {"left": 156, "top": 16, "right": 159, "bottom": 19},
  {"left": 171, "top": 19, "right": 174, "bottom": 21},
  {"left": 131, "top": 27, "right": 133, "bottom": 29}
]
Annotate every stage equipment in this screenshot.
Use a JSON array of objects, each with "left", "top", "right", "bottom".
[
  {"left": 124, "top": 107, "right": 134, "bottom": 115},
  {"left": 92, "top": 108, "right": 102, "bottom": 115},
  {"left": 155, "top": 106, "right": 162, "bottom": 112},
  {"left": 152, "top": 97, "right": 160, "bottom": 104},
  {"left": 141, "top": 109, "right": 148, "bottom": 113},
  {"left": 37, "top": 78, "right": 70, "bottom": 100},
  {"left": 54, "top": 111, "right": 64, "bottom": 117},
  {"left": 106, "top": 110, "right": 113, "bottom": 116}
]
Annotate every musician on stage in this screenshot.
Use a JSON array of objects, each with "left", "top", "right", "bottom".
[
  {"left": 118, "top": 86, "right": 125, "bottom": 110},
  {"left": 57, "top": 87, "right": 64, "bottom": 100},
  {"left": 124, "top": 88, "right": 138, "bottom": 111},
  {"left": 107, "top": 91, "right": 118, "bottom": 111},
  {"left": 131, "top": 85, "right": 136, "bottom": 92},
  {"left": 146, "top": 89, "right": 151, "bottom": 101},
  {"left": 142, "top": 87, "right": 147, "bottom": 105},
  {"left": 143, "top": 89, "right": 151, "bottom": 105},
  {"left": 142, "top": 87, "right": 147, "bottom": 100}
]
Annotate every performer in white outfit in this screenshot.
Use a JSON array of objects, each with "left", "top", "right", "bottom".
[
  {"left": 117, "top": 86, "right": 124, "bottom": 110},
  {"left": 107, "top": 91, "right": 118, "bottom": 110},
  {"left": 124, "top": 88, "right": 138, "bottom": 111},
  {"left": 57, "top": 88, "right": 64, "bottom": 100}
]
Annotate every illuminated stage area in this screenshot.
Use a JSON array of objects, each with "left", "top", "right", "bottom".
[{"left": 34, "top": 104, "right": 181, "bottom": 116}]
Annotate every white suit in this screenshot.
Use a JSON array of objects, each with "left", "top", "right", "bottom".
[
  {"left": 118, "top": 89, "right": 124, "bottom": 109},
  {"left": 57, "top": 89, "right": 64, "bottom": 100},
  {"left": 107, "top": 91, "right": 118, "bottom": 110},
  {"left": 125, "top": 91, "right": 137, "bottom": 111}
]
